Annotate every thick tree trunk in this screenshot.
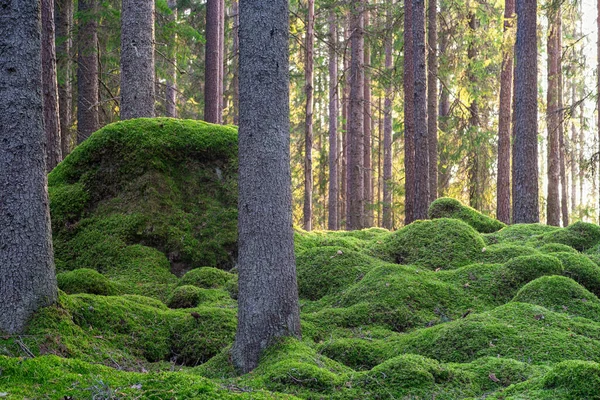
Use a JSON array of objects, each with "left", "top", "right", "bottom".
[
  {"left": 404, "top": 0, "right": 416, "bottom": 224},
  {"left": 363, "top": 7, "right": 373, "bottom": 227},
  {"left": 232, "top": 0, "right": 240, "bottom": 125},
  {"left": 497, "top": 0, "right": 515, "bottom": 224},
  {"left": 165, "top": 0, "right": 178, "bottom": 118},
  {"left": 76, "top": 0, "right": 99, "bottom": 143},
  {"left": 427, "top": 0, "right": 438, "bottom": 203},
  {"left": 328, "top": 12, "right": 339, "bottom": 231},
  {"left": 55, "top": 0, "right": 73, "bottom": 155},
  {"left": 231, "top": 0, "right": 301, "bottom": 374},
  {"left": 347, "top": 0, "right": 365, "bottom": 230},
  {"left": 42, "top": 0, "right": 63, "bottom": 171},
  {"left": 413, "top": 0, "right": 429, "bottom": 220},
  {"left": 512, "top": 0, "right": 539, "bottom": 223},
  {"left": 205, "top": 0, "right": 222, "bottom": 123},
  {"left": 303, "top": 0, "right": 314, "bottom": 231},
  {"left": 546, "top": 8, "right": 560, "bottom": 226},
  {"left": 0, "top": 0, "right": 57, "bottom": 334},
  {"left": 382, "top": 4, "right": 394, "bottom": 229},
  {"left": 120, "top": 0, "right": 155, "bottom": 120}
]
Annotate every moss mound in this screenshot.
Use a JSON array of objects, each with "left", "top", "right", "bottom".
[
  {"left": 428, "top": 197, "right": 506, "bottom": 233},
  {"left": 554, "top": 252, "right": 600, "bottom": 296},
  {"left": 180, "top": 267, "right": 235, "bottom": 289},
  {"left": 543, "top": 221, "right": 600, "bottom": 251},
  {"left": 542, "top": 360, "right": 600, "bottom": 399},
  {"left": 57, "top": 268, "right": 116, "bottom": 295},
  {"left": 477, "top": 244, "right": 541, "bottom": 264},
  {"left": 168, "top": 285, "right": 204, "bottom": 308},
  {"left": 369, "top": 218, "right": 485, "bottom": 270},
  {"left": 485, "top": 223, "right": 560, "bottom": 246},
  {"left": 49, "top": 118, "right": 238, "bottom": 293}
]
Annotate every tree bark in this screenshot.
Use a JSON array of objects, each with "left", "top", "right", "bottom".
[
  {"left": 328, "top": 11, "right": 339, "bottom": 231},
  {"left": 363, "top": 6, "right": 373, "bottom": 227},
  {"left": 404, "top": 0, "right": 416, "bottom": 224},
  {"left": 219, "top": 0, "right": 225, "bottom": 122},
  {"left": 546, "top": 7, "right": 560, "bottom": 226},
  {"left": 557, "top": 17, "right": 568, "bottom": 226},
  {"left": 438, "top": 19, "right": 451, "bottom": 196},
  {"left": 0, "top": 0, "right": 57, "bottom": 334},
  {"left": 497, "top": 0, "right": 515, "bottom": 224},
  {"left": 205, "top": 0, "right": 222, "bottom": 123},
  {"left": 512, "top": 0, "right": 539, "bottom": 223},
  {"left": 231, "top": 0, "right": 301, "bottom": 374},
  {"left": 120, "top": 0, "right": 155, "bottom": 120},
  {"left": 467, "top": 10, "right": 483, "bottom": 211},
  {"left": 341, "top": 22, "right": 350, "bottom": 228},
  {"left": 232, "top": 0, "right": 240, "bottom": 125},
  {"left": 55, "top": 0, "right": 73, "bottom": 156},
  {"left": 42, "top": 0, "right": 63, "bottom": 171},
  {"left": 165, "top": 0, "right": 178, "bottom": 118},
  {"left": 76, "top": 0, "right": 99, "bottom": 143},
  {"left": 303, "top": 0, "right": 314, "bottom": 231},
  {"left": 382, "top": 3, "right": 394, "bottom": 230},
  {"left": 427, "top": 0, "right": 438, "bottom": 203},
  {"left": 413, "top": 0, "right": 429, "bottom": 220},
  {"left": 347, "top": 0, "right": 365, "bottom": 230},
  {"left": 570, "top": 77, "right": 577, "bottom": 213}
]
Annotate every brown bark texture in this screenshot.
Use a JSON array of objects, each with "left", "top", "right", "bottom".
[
  {"left": 165, "top": 0, "right": 178, "bottom": 118},
  {"left": 303, "top": 0, "right": 314, "bottom": 231},
  {"left": 204, "top": 0, "right": 222, "bottom": 123},
  {"left": 328, "top": 11, "right": 339, "bottom": 230},
  {"left": 546, "top": 8, "right": 560, "bottom": 226},
  {"left": 404, "top": 0, "right": 416, "bottom": 224},
  {"left": 55, "top": 0, "right": 73, "bottom": 155},
  {"left": 0, "top": 0, "right": 58, "bottom": 334},
  {"left": 427, "top": 0, "right": 438, "bottom": 203},
  {"left": 76, "top": 0, "right": 99, "bottom": 143},
  {"left": 363, "top": 7, "right": 373, "bottom": 227},
  {"left": 382, "top": 4, "right": 394, "bottom": 229}
]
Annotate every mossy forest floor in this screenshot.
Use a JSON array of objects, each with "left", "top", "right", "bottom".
[{"left": 3, "top": 119, "right": 600, "bottom": 399}]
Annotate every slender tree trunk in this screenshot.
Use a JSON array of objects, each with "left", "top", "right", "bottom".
[
  {"left": 546, "top": 7, "right": 560, "bottom": 226},
  {"left": 165, "top": 0, "right": 178, "bottom": 118},
  {"left": 557, "top": 17, "right": 568, "bottom": 226},
  {"left": 347, "top": 0, "right": 365, "bottom": 230},
  {"left": 42, "top": 0, "right": 63, "bottom": 171},
  {"left": 427, "top": 0, "right": 438, "bottom": 203},
  {"left": 382, "top": 4, "right": 394, "bottom": 229},
  {"left": 467, "top": 10, "right": 483, "bottom": 211},
  {"left": 404, "top": 0, "right": 416, "bottom": 224},
  {"left": 120, "top": 0, "right": 155, "bottom": 120},
  {"left": 570, "top": 76, "right": 577, "bottom": 214},
  {"left": 363, "top": 6, "right": 373, "bottom": 227},
  {"left": 598, "top": 0, "right": 600, "bottom": 222},
  {"left": 497, "top": 0, "right": 515, "bottom": 224},
  {"left": 341, "top": 22, "right": 350, "bottom": 228},
  {"left": 438, "top": 21, "right": 451, "bottom": 196},
  {"left": 232, "top": 0, "right": 240, "bottom": 125},
  {"left": 413, "top": 0, "right": 429, "bottom": 220},
  {"left": 512, "top": 0, "right": 539, "bottom": 223},
  {"left": 76, "top": 0, "right": 99, "bottom": 143},
  {"left": 328, "top": 11, "right": 339, "bottom": 231},
  {"left": 303, "top": 0, "right": 314, "bottom": 231},
  {"left": 231, "top": 0, "right": 301, "bottom": 374},
  {"left": 378, "top": 96, "right": 383, "bottom": 227},
  {"left": 205, "top": 0, "right": 222, "bottom": 123},
  {"left": 0, "top": 0, "right": 57, "bottom": 334},
  {"left": 55, "top": 0, "right": 73, "bottom": 156},
  {"left": 219, "top": 0, "right": 225, "bottom": 122}
]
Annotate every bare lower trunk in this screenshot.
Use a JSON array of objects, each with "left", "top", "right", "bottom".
[
  {"left": 76, "top": 0, "right": 99, "bottom": 143},
  {"left": 205, "top": 0, "right": 222, "bottom": 123},
  {"left": 55, "top": 0, "right": 73, "bottom": 155},
  {"left": 218, "top": 0, "right": 225, "bottom": 122},
  {"left": 231, "top": 0, "right": 301, "bottom": 373},
  {"left": 546, "top": 8, "right": 560, "bottom": 226},
  {"left": 328, "top": 12, "right": 339, "bottom": 231},
  {"left": 0, "top": 0, "right": 57, "bottom": 334},
  {"left": 558, "top": 18, "right": 568, "bottom": 226},
  {"left": 382, "top": 4, "right": 394, "bottom": 229},
  {"left": 165, "top": 0, "right": 178, "bottom": 118},
  {"left": 303, "top": 0, "right": 314, "bottom": 231},
  {"left": 404, "top": 0, "right": 415, "bottom": 224},
  {"left": 427, "top": 0, "right": 438, "bottom": 203},
  {"left": 232, "top": 0, "right": 240, "bottom": 125},
  {"left": 363, "top": 7, "right": 372, "bottom": 227}
]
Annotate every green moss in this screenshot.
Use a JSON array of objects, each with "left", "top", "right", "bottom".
[
  {"left": 542, "top": 360, "right": 600, "bottom": 399},
  {"left": 542, "top": 221, "right": 600, "bottom": 251},
  {"left": 318, "top": 338, "right": 389, "bottom": 370},
  {"left": 497, "top": 254, "right": 564, "bottom": 293},
  {"left": 57, "top": 268, "right": 116, "bottom": 295},
  {"left": 168, "top": 285, "right": 204, "bottom": 308},
  {"left": 180, "top": 267, "right": 234, "bottom": 289},
  {"left": 428, "top": 197, "right": 506, "bottom": 233},
  {"left": 554, "top": 252, "right": 600, "bottom": 296},
  {"left": 485, "top": 223, "right": 559, "bottom": 246},
  {"left": 369, "top": 218, "right": 485, "bottom": 270},
  {"left": 477, "top": 244, "right": 541, "bottom": 264},
  {"left": 513, "top": 276, "right": 600, "bottom": 321},
  {"left": 538, "top": 243, "right": 579, "bottom": 254}
]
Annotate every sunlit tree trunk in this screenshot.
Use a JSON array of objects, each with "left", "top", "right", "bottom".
[
  {"left": 328, "top": 11, "right": 339, "bottom": 231},
  {"left": 546, "top": 6, "right": 560, "bottom": 226},
  {"left": 363, "top": 6, "right": 373, "bottom": 227},
  {"left": 404, "top": 0, "right": 415, "bottom": 224},
  {"left": 165, "top": 0, "right": 178, "bottom": 118},
  {"left": 382, "top": 2, "right": 394, "bottom": 229},
  {"left": 303, "top": 0, "right": 314, "bottom": 231},
  {"left": 427, "top": 0, "right": 438, "bottom": 203}
]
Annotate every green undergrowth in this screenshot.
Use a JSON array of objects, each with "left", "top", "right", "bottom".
[{"left": 8, "top": 121, "right": 600, "bottom": 399}]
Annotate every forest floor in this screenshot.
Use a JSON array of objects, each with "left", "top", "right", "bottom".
[{"left": 2, "top": 119, "right": 600, "bottom": 399}]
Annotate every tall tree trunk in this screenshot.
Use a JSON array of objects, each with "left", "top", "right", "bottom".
[
  {"left": 438, "top": 21, "right": 451, "bottom": 196},
  {"left": 363, "top": 6, "right": 373, "bottom": 227},
  {"left": 497, "top": 0, "right": 515, "bottom": 224},
  {"left": 382, "top": 4, "right": 394, "bottom": 229},
  {"left": 512, "top": 0, "right": 539, "bottom": 223},
  {"left": 328, "top": 11, "right": 339, "bottom": 231},
  {"left": 120, "top": 0, "right": 155, "bottom": 120},
  {"left": 347, "top": 0, "right": 365, "bottom": 230},
  {"left": 0, "top": 0, "right": 57, "bottom": 334},
  {"left": 219, "top": 0, "right": 225, "bottom": 122},
  {"left": 232, "top": 0, "right": 240, "bottom": 125},
  {"left": 570, "top": 77, "right": 577, "bottom": 214},
  {"left": 76, "top": 0, "right": 99, "bottom": 143},
  {"left": 55, "top": 0, "right": 73, "bottom": 155},
  {"left": 557, "top": 17, "right": 568, "bottom": 226},
  {"left": 598, "top": 0, "right": 600, "bottom": 222},
  {"left": 546, "top": 7, "right": 560, "bottom": 226},
  {"left": 413, "top": 0, "right": 429, "bottom": 220},
  {"left": 427, "top": 0, "right": 438, "bottom": 203},
  {"left": 404, "top": 0, "right": 416, "bottom": 224},
  {"left": 42, "top": 0, "right": 63, "bottom": 171},
  {"left": 341, "top": 22, "right": 350, "bottom": 228},
  {"left": 231, "top": 0, "right": 301, "bottom": 374},
  {"left": 467, "top": 10, "right": 482, "bottom": 211},
  {"left": 165, "top": 0, "right": 178, "bottom": 118},
  {"left": 303, "top": 0, "right": 314, "bottom": 231},
  {"left": 205, "top": 0, "right": 222, "bottom": 123}
]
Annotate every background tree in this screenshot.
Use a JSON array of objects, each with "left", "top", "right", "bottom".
[
  {"left": 303, "top": 0, "right": 314, "bottom": 231},
  {"left": 231, "top": 0, "right": 301, "bottom": 373},
  {"left": 205, "top": 0, "right": 222, "bottom": 123},
  {"left": 428, "top": 0, "right": 438, "bottom": 202},
  {"left": 165, "top": 0, "right": 178, "bottom": 118},
  {"left": 328, "top": 10, "right": 339, "bottom": 231},
  {"left": 76, "top": 0, "right": 99, "bottom": 143},
  {"left": 0, "top": 0, "right": 57, "bottom": 334},
  {"left": 55, "top": 0, "right": 73, "bottom": 156},
  {"left": 382, "top": 1, "right": 394, "bottom": 229},
  {"left": 546, "top": 4, "right": 560, "bottom": 226},
  {"left": 404, "top": 0, "right": 416, "bottom": 224}
]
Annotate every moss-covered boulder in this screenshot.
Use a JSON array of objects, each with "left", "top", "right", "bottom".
[
  {"left": 369, "top": 218, "right": 485, "bottom": 270},
  {"left": 554, "top": 252, "right": 600, "bottom": 296},
  {"left": 167, "top": 285, "right": 204, "bottom": 308},
  {"left": 57, "top": 268, "right": 116, "bottom": 296},
  {"left": 49, "top": 119, "right": 238, "bottom": 295},
  {"left": 180, "top": 267, "right": 234, "bottom": 289},
  {"left": 428, "top": 197, "right": 506, "bottom": 233},
  {"left": 543, "top": 221, "right": 600, "bottom": 251},
  {"left": 485, "top": 223, "right": 560, "bottom": 246}
]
